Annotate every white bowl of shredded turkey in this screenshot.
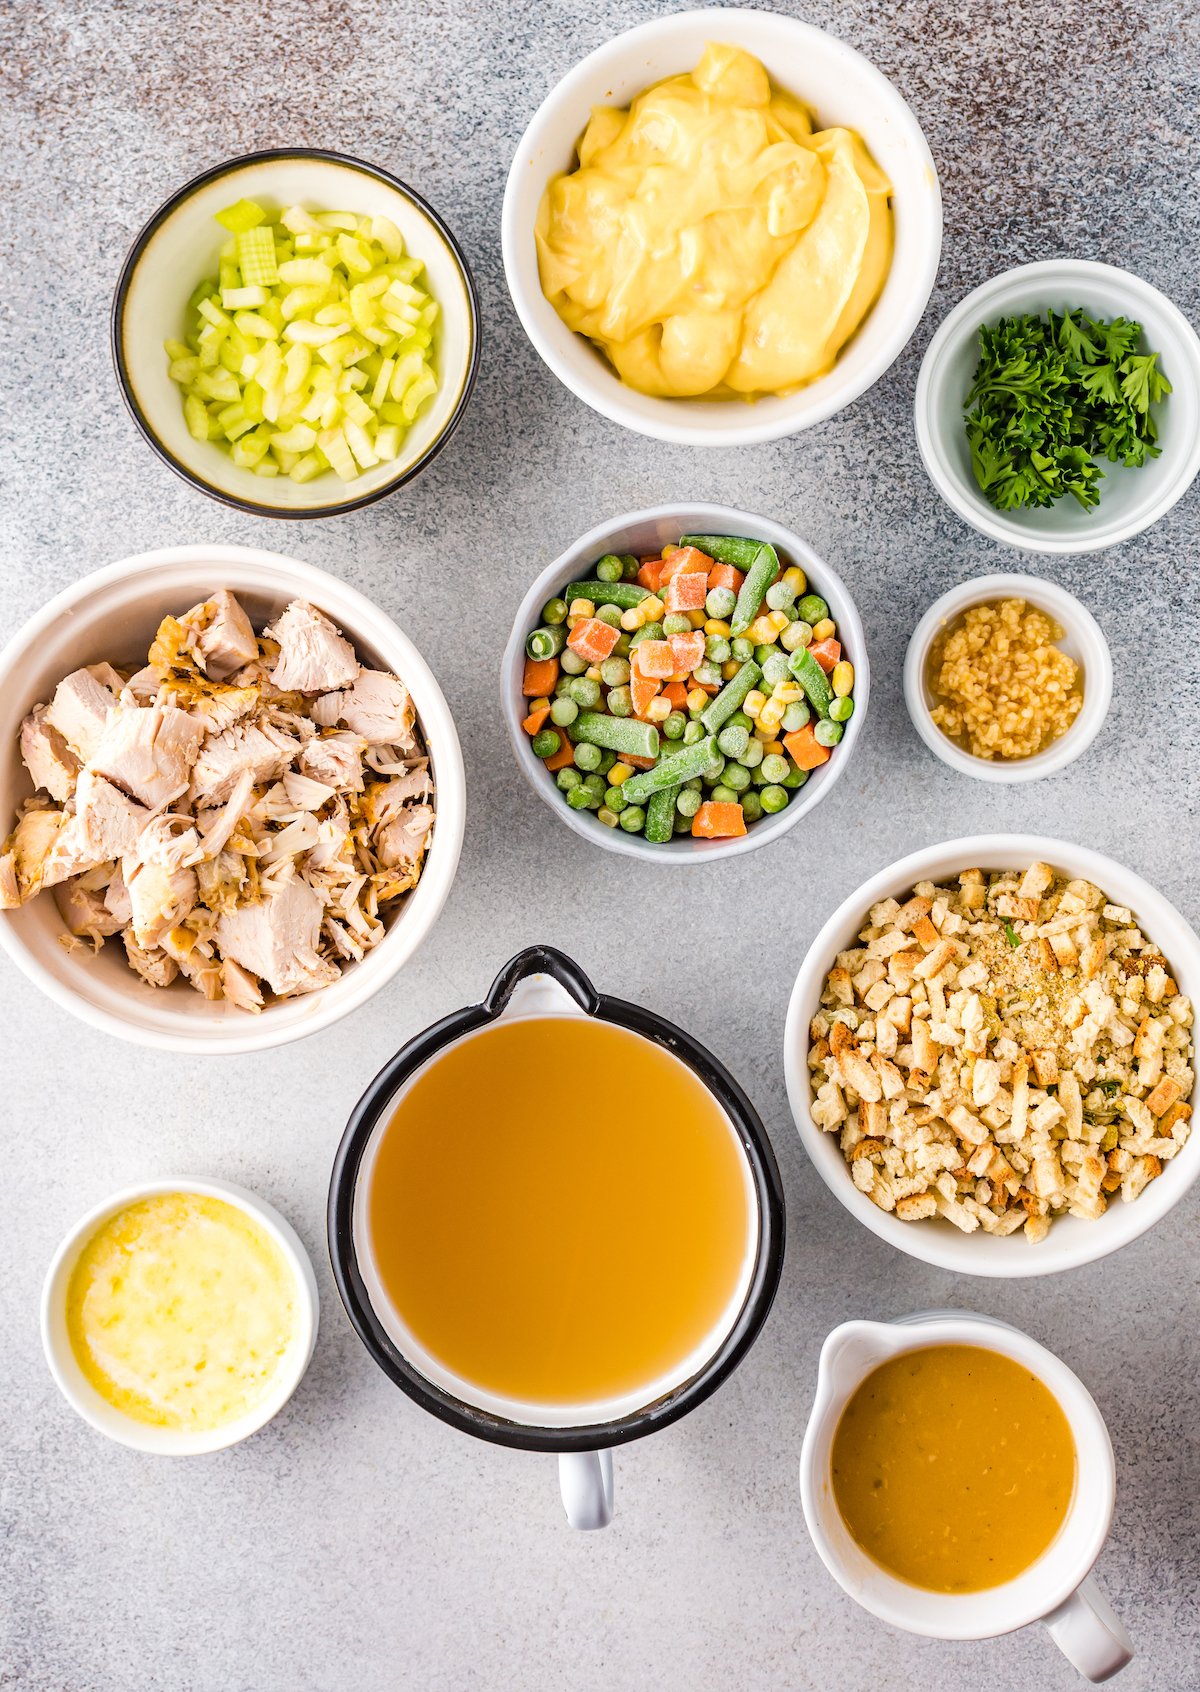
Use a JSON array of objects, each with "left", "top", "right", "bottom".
[{"left": 0, "top": 545, "right": 465, "bottom": 1052}]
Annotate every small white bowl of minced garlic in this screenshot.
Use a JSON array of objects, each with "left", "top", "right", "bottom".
[
  {"left": 904, "top": 574, "right": 1113, "bottom": 784},
  {"left": 41, "top": 1178, "right": 318, "bottom": 1453}
]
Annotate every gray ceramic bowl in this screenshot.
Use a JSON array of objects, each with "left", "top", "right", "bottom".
[{"left": 500, "top": 504, "right": 869, "bottom": 863}]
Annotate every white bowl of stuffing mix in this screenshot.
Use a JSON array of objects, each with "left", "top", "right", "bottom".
[
  {"left": 903, "top": 573, "right": 1112, "bottom": 782},
  {"left": 0, "top": 545, "right": 465, "bottom": 1053},
  {"left": 784, "top": 835, "right": 1199, "bottom": 1276}
]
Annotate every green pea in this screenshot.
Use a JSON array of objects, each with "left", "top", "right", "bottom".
[
  {"left": 693, "top": 660, "right": 722, "bottom": 687},
  {"left": 683, "top": 776, "right": 704, "bottom": 791},
  {"left": 683, "top": 720, "right": 706, "bottom": 746},
  {"left": 829, "top": 695, "right": 855, "bottom": 723},
  {"left": 705, "top": 635, "right": 731, "bottom": 664},
  {"left": 663, "top": 710, "right": 687, "bottom": 740},
  {"left": 566, "top": 784, "right": 592, "bottom": 810},
  {"left": 722, "top": 761, "right": 751, "bottom": 793},
  {"left": 760, "top": 785, "right": 789, "bottom": 813},
  {"left": 596, "top": 748, "right": 617, "bottom": 775},
  {"left": 765, "top": 582, "right": 795, "bottom": 612},
  {"left": 531, "top": 730, "right": 560, "bottom": 759},
  {"left": 814, "top": 719, "right": 844, "bottom": 747},
  {"left": 550, "top": 696, "right": 578, "bottom": 727},
  {"left": 574, "top": 742, "right": 601, "bottom": 771},
  {"left": 556, "top": 767, "right": 581, "bottom": 792},
  {"left": 781, "top": 603, "right": 800, "bottom": 622},
  {"left": 567, "top": 677, "right": 601, "bottom": 708},
  {"left": 761, "top": 651, "right": 789, "bottom": 687},
  {"left": 620, "top": 554, "right": 641, "bottom": 580},
  {"left": 717, "top": 723, "right": 749, "bottom": 758},
  {"left": 727, "top": 710, "right": 754, "bottom": 733},
  {"left": 613, "top": 633, "right": 632, "bottom": 658},
  {"left": 554, "top": 676, "right": 573, "bottom": 698},
  {"left": 782, "top": 764, "right": 809, "bottom": 790},
  {"left": 541, "top": 597, "right": 568, "bottom": 626},
  {"left": 706, "top": 586, "right": 737, "bottom": 619},
  {"left": 797, "top": 594, "right": 829, "bottom": 624},
  {"left": 673, "top": 809, "right": 693, "bottom": 833},
  {"left": 596, "top": 554, "right": 624, "bottom": 582},
  {"left": 782, "top": 700, "right": 811, "bottom": 732},
  {"left": 604, "top": 785, "right": 627, "bottom": 813},
  {"left": 754, "top": 644, "right": 775, "bottom": 666},
  {"left": 761, "top": 753, "right": 790, "bottom": 784},
  {"left": 630, "top": 621, "right": 664, "bottom": 648},
  {"left": 675, "top": 787, "right": 702, "bottom": 818},
  {"left": 560, "top": 648, "right": 587, "bottom": 675},
  {"left": 731, "top": 637, "right": 755, "bottom": 662},
  {"left": 780, "top": 621, "right": 812, "bottom": 653},
  {"left": 663, "top": 612, "right": 691, "bottom": 636},
  {"left": 738, "top": 737, "right": 764, "bottom": 769},
  {"left": 595, "top": 603, "right": 623, "bottom": 628},
  {"left": 709, "top": 784, "right": 738, "bottom": 805},
  {"left": 600, "top": 656, "right": 630, "bottom": 687},
  {"left": 581, "top": 772, "right": 607, "bottom": 802},
  {"left": 740, "top": 789, "right": 764, "bottom": 823},
  {"left": 619, "top": 805, "right": 646, "bottom": 833},
  {"left": 607, "top": 685, "right": 632, "bottom": 717},
  {"left": 705, "top": 753, "right": 727, "bottom": 783}
]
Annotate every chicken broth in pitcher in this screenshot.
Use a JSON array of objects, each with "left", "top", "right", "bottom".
[{"left": 361, "top": 1016, "right": 756, "bottom": 1409}]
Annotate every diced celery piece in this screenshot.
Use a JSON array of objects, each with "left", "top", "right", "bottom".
[
  {"left": 400, "top": 371, "right": 436, "bottom": 424},
  {"left": 222, "top": 285, "right": 268, "bottom": 309},
  {"left": 342, "top": 391, "right": 373, "bottom": 428},
  {"left": 419, "top": 301, "right": 440, "bottom": 329},
  {"left": 186, "top": 280, "right": 218, "bottom": 314},
  {"left": 370, "top": 358, "right": 395, "bottom": 409},
  {"left": 288, "top": 453, "right": 324, "bottom": 483},
  {"left": 337, "top": 233, "right": 373, "bottom": 275},
  {"left": 319, "top": 427, "right": 358, "bottom": 480},
  {"left": 184, "top": 393, "right": 211, "bottom": 440},
  {"left": 360, "top": 325, "right": 392, "bottom": 347},
  {"left": 301, "top": 394, "right": 326, "bottom": 423},
  {"left": 231, "top": 429, "right": 272, "bottom": 468},
  {"left": 316, "top": 334, "right": 358, "bottom": 367},
  {"left": 197, "top": 297, "right": 231, "bottom": 329},
  {"left": 168, "top": 356, "right": 199, "bottom": 385},
  {"left": 280, "top": 204, "right": 324, "bottom": 234},
  {"left": 377, "top": 400, "right": 408, "bottom": 425},
  {"left": 242, "top": 381, "right": 266, "bottom": 423},
  {"left": 315, "top": 303, "right": 352, "bottom": 327},
  {"left": 284, "top": 320, "right": 345, "bottom": 346},
  {"left": 216, "top": 199, "right": 267, "bottom": 234},
  {"left": 283, "top": 344, "right": 311, "bottom": 392},
  {"left": 280, "top": 284, "right": 331, "bottom": 321},
  {"left": 320, "top": 394, "right": 342, "bottom": 428},
  {"left": 195, "top": 368, "right": 240, "bottom": 403},
  {"left": 262, "top": 387, "right": 284, "bottom": 424},
  {"left": 370, "top": 216, "right": 405, "bottom": 260},
  {"left": 320, "top": 212, "right": 359, "bottom": 232},
  {"left": 342, "top": 418, "right": 378, "bottom": 469},
  {"left": 219, "top": 261, "right": 240, "bottom": 293},
  {"left": 164, "top": 338, "right": 192, "bottom": 361},
  {"left": 373, "top": 424, "right": 401, "bottom": 461},
  {"left": 271, "top": 423, "right": 318, "bottom": 453},
  {"left": 390, "top": 257, "right": 424, "bottom": 284},
  {"left": 253, "top": 459, "right": 280, "bottom": 477},
  {"left": 236, "top": 226, "right": 279, "bottom": 287},
  {"left": 278, "top": 258, "right": 331, "bottom": 286}
]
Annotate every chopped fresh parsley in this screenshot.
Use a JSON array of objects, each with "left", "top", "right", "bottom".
[
  {"left": 1098, "top": 1079, "right": 1122, "bottom": 1096},
  {"left": 965, "top": 309, "right": 1171, "bottom": 512},
  {"left": 1004, "top": 921, "right": 1021, "bottom": 948}
]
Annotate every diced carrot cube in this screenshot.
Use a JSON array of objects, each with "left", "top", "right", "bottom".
[
  {"left": 708, "top": 563, "right": 745, "bottom": 594},
  {"left": 630, "top": 667, "right": 661, "bottom": 718},
  {"left": 691, "top": 801, "right": 746, "bottom": 838},
  {"left": 784, "top": 725, "right": 830, "bottom": 770},
  {"left": 668, "top": 631, "right": 705, "bottom": 673},
  {"left": 544, "top": 738, "right": 576, "bottom": 771},
  {"left": 659, "top": 545, "right": 714, "bottom": 584},
  {"left": 567, "top": 616, "right": 620, "bottom": 664},
  {"left": 637, "top": 559, "right": 664, "bottom": 592},
  {"left": 624, "top": 752, "right": 658, "bottom": 770},
  {"left": 664, "top": 571, "right": 709, "bottom": 613},
  {"left": 633, "top": 639, "right": 675, "bottom": 679},
  {"left": 662, "top": 680, "right": 689, "bottom": 709},
  {"left": 522, "top": 656, "right": 559, "bottom": 697},
  {"left": 809, "top": 638, "right": 841, "bottom": 673},
  {"left": 522, "top": 705, "right": 552, "bottom": 735}
]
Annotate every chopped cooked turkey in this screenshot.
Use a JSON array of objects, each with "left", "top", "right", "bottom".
[
  {"left": 1, "top": 589, "right": 435, "bottom": 1009},
  {"left": 267, "top": 600, "right": 359, "bottom": 694},
  {"left": 43, "top": 668, "right": 118, "bottom": 761},
  {"left": 181, "top": 590, "right": 259, "bottom": 682},
  {"left": 313, "top": 668, "right": 415, "bottom": 748},
  {"left": 20, "top": 709, "right": 82, "bottom": 802}
]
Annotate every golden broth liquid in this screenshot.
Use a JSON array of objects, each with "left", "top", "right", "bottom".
[
  {"left": 362, "top": 1016, "right": 755, "bottom": 1408},
  {"left": 831, "top": 1345, "right": 1076, "bottom": 1593}
]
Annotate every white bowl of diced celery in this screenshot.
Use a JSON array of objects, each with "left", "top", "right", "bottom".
[{"left": 112, "top": 149, "right": 480, "bottom": 517}]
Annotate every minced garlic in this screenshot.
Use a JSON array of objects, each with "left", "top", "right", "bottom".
[{"left": 928, "top": 598, "right": 1082, "bottom": 760}]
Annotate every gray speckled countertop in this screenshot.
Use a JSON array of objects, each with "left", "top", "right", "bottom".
[{"left": 1, "top": 2, "right": 1198, "bottom": 1689}]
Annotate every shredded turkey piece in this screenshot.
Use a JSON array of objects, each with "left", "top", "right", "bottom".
[{"left": 0, "top": 592, "right": 435, "bottom": 1012}]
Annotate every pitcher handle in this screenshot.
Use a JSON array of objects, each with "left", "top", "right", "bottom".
[
  {"left": 558, "top": 1450, "right": 614, "bottom": 1530},
  {"left": 1042, "top": 1574, "right": 1134, "bottom": 1683}
]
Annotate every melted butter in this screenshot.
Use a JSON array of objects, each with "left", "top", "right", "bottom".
[
  {"left": 535, "top": 43, "right": 893, "bottom": 399},
  {"left": 66, "top": 1193, "right": 296, "bottom": 1430}
]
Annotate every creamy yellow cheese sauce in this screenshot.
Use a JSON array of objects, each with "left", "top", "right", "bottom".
[
  {"left": 536, "top": 43, "right": 893, "bottom": 399},
  {"left": 66, "top": 1192, "right": 296, "bottom": 1430}
]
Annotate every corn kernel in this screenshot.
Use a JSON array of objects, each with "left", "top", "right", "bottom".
[
  {"left": 747, "top": 616, "right": 778, "bottom": 646},
  {"left": 597, "top": 807, "right": 619, "bottom": 828},
  {"left": 768, "top": 610, "right": 790, "bottom": 633},
  {"left": 782, "top": 565, "right": 807, "bottom": 594},
  {"left": 705, "top": 618, "right": 732, "bottom": 639},
  {"left": 772, "top": 680, "right": 802, "bottom": 703},
  {"left": 687, "top": 686, "right": 708, "bottom": 713},
  {"left": 760, "top": 699, "right": 785, "bottom": 728},
  {"left": 608, "top": 762, "right": 632, "bottom": 786},
  {"left": 645, "top": 696, "right": 672, "bottom": 723},
  {"left": 753, "top": 721, "right": 775, "bottom": 741},
  {"left": 744, "top": 689, "right": 767, "bottom": 717},
  {"left": 642, "top": 595, "right": 664, "bottom": 620},
  {"left": 529, "top": 696, "right": 550, "bottom": 713},
  {"left": 721, "top": 658, "right": 741, "bottom": 681},
  {"left": 585, "top": 664, "right": 602, "bottom": 681},
  {"left": 832, "top": 660, "right": 855, "bottom": 698},
  {"left": 687, "top": 608, "right": 707, "bottom": 629},
  {"left": 812, "top": 617, "right": 836, "bottom": 642},
  {"left": 569, "top": 598, "right": 593, "bottom": 619},
  {"left": 762, "top": 740, "right": 784, "bottom": 757},
  {"left": 620, "top": 606, "right": 643, "bottom": 631}
]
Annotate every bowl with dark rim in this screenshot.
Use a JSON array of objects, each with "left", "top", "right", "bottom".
[
  {"left": 112, "top": 148, "right": 480, "bottom": 518},
  {"left": 328, "top": 945, "right": 785, "bottom": 1472}
]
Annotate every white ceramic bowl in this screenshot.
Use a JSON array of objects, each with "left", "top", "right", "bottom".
[
  {"left": 502, "top": 9, "right": 941, "bottom": 446},
  {"left": 784, "top": 834, "right": 1200, "bottom": 1276},
  {"left": 113, "top": 149, "right": 480, "bottom": 517},
  {"left": 0, "top": 544, "right": 466, "bottom": 1052},
  {"left": 501, "top": 504, "right": 869, "bottom": 863},
  {"left": 915, "top": 259, "right": 1200, "bottom": 553},
  {"left": 41, "top": 1176, "right": 319, "bottom": 1455},
  {"left": 903, "top": 573, "right": 1113, "bottom": 783}
]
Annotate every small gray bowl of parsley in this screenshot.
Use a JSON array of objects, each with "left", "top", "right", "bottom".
[{"left": 914, "top": 259, "right": 1200, "bottom": 554}]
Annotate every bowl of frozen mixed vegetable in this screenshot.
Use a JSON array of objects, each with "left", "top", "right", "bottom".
[{"left": 502, "top": 505, "right": 868, "bottom": 861}]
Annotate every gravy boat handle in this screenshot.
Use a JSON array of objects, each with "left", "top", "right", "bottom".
[
  {"left": 1043, "top": 1575, "right": 1134, "bottom": 1683},
  {"left": 558, "top": 1450, "right": 615, "bottom": 1530}
]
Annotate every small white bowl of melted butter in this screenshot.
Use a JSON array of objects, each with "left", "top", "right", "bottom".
[{"left": 42, "top": 1177, "right": 318, "bottom": 1454}]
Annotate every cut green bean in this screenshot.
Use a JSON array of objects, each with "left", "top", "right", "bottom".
[
  {"left": 644, "top": 785, "right": 679, "bottom": 843},
  {"left": 565, "top": 579, "right": 649, "bottom": 610},
  {"left": 700, "top": 659, "right": 762, "bottom": 733},
  {"left": 620, "top": 736, "right": 720, "bottom": 804},
  {"left": 789, "top": 647, "right": 833, "bottom": 718},
  {"left": 678, "top": 534, "right": 774, "bottom": 570},
  {"left": 571, "top": 711, "right": 660, "bottom": 760},
  {"left": 526, "top": 624, "right": 566, "bottom": 661},
  {"left": 730, "top": 543, "right": 781, "bottom": 635}
]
